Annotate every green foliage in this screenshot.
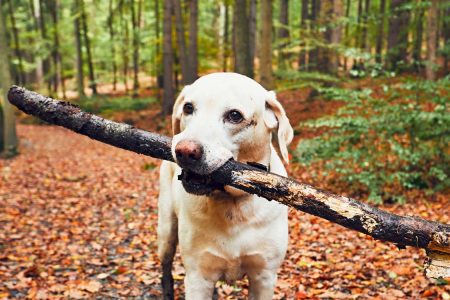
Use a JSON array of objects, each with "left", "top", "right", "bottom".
[
  {"left": 77, "top": 95, "right": 156, "bottom": 115},
  {"left": 294, "top": 76, "right": 450, "bottom": 203},
  {"left": 275, "top": 69, "right": 342, "bottom": 90}
]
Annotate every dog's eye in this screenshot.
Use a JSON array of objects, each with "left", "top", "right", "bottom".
[
  {"left": 183, "top": 103, "right": 194, "bottom": 115},
  {"left": 225, "top": 110, "right": 244, "bottom": 124}
]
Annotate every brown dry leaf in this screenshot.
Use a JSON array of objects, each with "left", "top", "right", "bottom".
[
  {"left": 35, "top": 289, "right": 48, "bottom": 299},
  {"left": 97, "top": 273, "right": 110, "bottom": 279},
  {"left": 318, "top": 290, "right": 350, "bottom": 299},
  {"left": 79, "top": 280, "right": 102, "bottom": 293},
  {"left": 48, "top": 284, "right": 67, "bottom": 293},
  {"left": 65, "top": 288, "right": 87, "bottom": 299}
]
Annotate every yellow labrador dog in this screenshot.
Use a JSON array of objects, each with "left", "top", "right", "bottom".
[{"left": 158, "top": 72, "right": 293, "bottom": 299}]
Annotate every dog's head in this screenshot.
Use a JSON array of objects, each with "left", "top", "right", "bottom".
[{"left": 171, "top": 73, "right": 293, "bottom": 194}]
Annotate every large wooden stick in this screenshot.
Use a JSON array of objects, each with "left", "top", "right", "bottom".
[{"left": 8, "top": 86, "right": 450, "bottom": 279}]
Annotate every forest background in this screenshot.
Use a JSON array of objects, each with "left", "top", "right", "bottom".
[{"left": 0, "top": 0, "right": 449, "bottom": 298}]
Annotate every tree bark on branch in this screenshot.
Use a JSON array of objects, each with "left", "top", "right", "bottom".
[{"left": 7, "top": 86, "right": 450, "bottom": 280}]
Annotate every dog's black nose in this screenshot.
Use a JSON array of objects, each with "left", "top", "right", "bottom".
[{"left": 175, "top": 140, "right": 204, "bottom": 164}]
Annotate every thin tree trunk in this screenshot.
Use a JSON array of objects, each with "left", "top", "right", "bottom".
[
  {"left": 131, "top": 0, "right": 143, "bottom": 96},
  {"left": 80, "top": 0, "right": 97, "bottom": 95},
  {"left": 412, "top": 0, "right": 424, "bottom": 70},
  {"left": 233, "top": 0, "right": 253, "bottom": 77},
  {"left": 425, "top": 0, "right": 438, "bottom": 80},
  {"left": 308, "top": 0, "right": 320, "bottom": 70},
  {"left": 108, "top": 0, "right": 117, "bottom": 91},
  {"left": 49, "top": 1, "right": 58, "bottom": 94},
  {"left": 31, "top": 0, "right": 44, "bottom": 87},
  {"left": 173, "top": 0, "right": 190, "bottom": 85},
  {"left": 120, "top": 1, "right": 129, "bottom": 92},
  {"left": 444, "top": 5, "right": 450, "bottom": 74},
  {"left": 187, "top": 0, "right": 198, "bottom": 83},
  {"left": 6, "top": 0, "right": 25, "bottom": 85},
  {"left": 248, "top": 0, "right": 257, "bottom": 75},
  {"left": 343, "top": 0, "right": 351, "bottom": 69},
  {"left": 319, "top": 0, "right": 340, "bottom": 73},
  {"left": 361, "top": 0, "right": 371, "bottom": 52},
  {"left": 375, "top": 0, "right": 386, "bottom": 64},
  {"left": 298, "top": 0, "right": 309, "bottom": 70},
  {"left": 0, "top": 1, "right": 18, "bottom": 157},
  {"left": 354, "top": 0, "right": 363, "bottom": 69},
  {"left": 330, "top": 0, "right": 343, "bottom": 73},
  {"left": 259, "top": 0, "right": 273, "bottom": 89},
  {"left": 50, "top": 0, "right": 65, "bottom": 98},
  {"left": 155, "top": 0, "right": 163, "bottom": 89},
  {"left": 38, "top": 0, "right": 52, "bottom": 93},
  {"left": 73, "top": 0, "right": 85, "bottom": 98},
  {"left": 278, "top": 0, "right": 289, "bottom": 69},
  {"left": 387, "top": 0, "right": 410, "bottom": 70},
  {"left": 174, "top": 53, "right": 179, "bottom": 91},
  {"left": 356, "top": 0, "right": 363, "bottom": 46},
  {"left": 162, "top": 0, "right": 174, "bottom": 115},
  {"left": 222, "top": 2, "right": 230, "bottom": 72}
]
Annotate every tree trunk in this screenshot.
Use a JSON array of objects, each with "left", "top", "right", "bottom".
[
  {"left": 375, "top": 0, "right": 386, "bottom": 64},
  {"left": 308, "top": 0, "right": 320, "bottom": 70},
  {"left": 162, "top": 0, "right": 174, "bottom": 115},
  {"left": 298, "top": 0, "right": 309, "bottom": 70},
  {"left": 155, "top": 0, "right": 163, "bottom": 89},
  {"left": 131, "top": 0, "right": 143, "bottom": 96},
  {"left": 0, "top": 2, "right": 18, "bottom": 157},
  {"left": 412, "top": 0, "right": 424, "bottom": 69},
  {"left": 6, "top": 0, "right": 25, "bottom": 85},
  {"left": 354, "top": 0, "right": 363, "bottom": 69},
  {"left": 425, "top": 0, "right": 438, "bottom": 80},
  {"left": 73, "top": 1, "right": 85, "bottom": 98},
  {"left": 248, "top": 0, "right": 256, "bottom": 75},
  {"left": 173, "top": 0, "right": 190, "bottom": 85},
  {"left": 278, "top": 0, "right": 289, "bottom": 69},
  {"left": 50, "top": 0, "right": 65, "bottom": 98},
  {"left": 343, "top": 0, "right": 351, "bottom": 70},
  {"left": 108, "top": 0, "right": 117, "bottom": 92},
  {"left": 9, "top": 86, "right": 450, "bottom": 281},
  {"left": 259, "top": 0, "right": 274, "bottom": 89},
  {"left": 444, "top": 5, "right": 450, "bottom": 74},
  {"left": 233, "top": 0, "right": 253, "bottom": 77},
  {"left": 187, "top": 0, "right": 198, "bottom": 83},
  {"left": 222, "top": 1, "right": 230, "bottom": 72},
  {"left": 79, "top": 0, "right": 97, "bottom": 95},
  {"left": 120, "top": 1, "right": 129, "bottom": 92},
  {"left": 318, "top": 0, "right": 342, "bottom": 73},
  {"left": 31, "top": 0, "right": 44, "bottom": 87},
  {"left": 361, "top": 0, "right": 371, "bottom": 52},
  {"left": 49, "top": 1, "right": 58, "bottom": 94},
  {"left": 330, "top": 0, "right": 343, "bottom": 73},
  {"left": 387, "top": 0, "right": 410, "bottom": 70},
  {"left": 38, "top": 0, "right": 52, "bottom": 93}
]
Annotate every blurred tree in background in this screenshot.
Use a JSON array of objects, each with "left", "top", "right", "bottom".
[{"left": 0, "top": 0, "right": 18, "bottom": 158}]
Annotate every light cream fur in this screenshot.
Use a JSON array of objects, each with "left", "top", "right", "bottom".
[{"left": 158, "top": 72, "right": 293, "bottom": 299}]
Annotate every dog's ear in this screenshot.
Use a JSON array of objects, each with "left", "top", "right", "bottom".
[
  {"left": 263, "top": 91, "right": 294, "bottom": 164},
  {"left": 172, "top": 85, "right": 190, "bottom": 135}
]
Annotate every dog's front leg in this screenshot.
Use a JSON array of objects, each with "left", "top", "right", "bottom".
[
  {"left": 248, "top": 270, "right": 277, "bottom": 300},
  {"left": 185, "top": 271, "right": 216, "bottom": 300}
]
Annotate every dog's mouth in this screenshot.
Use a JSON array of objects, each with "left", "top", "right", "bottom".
[{"left": 178, "top": 169, "right": 224, "bottom": 196}]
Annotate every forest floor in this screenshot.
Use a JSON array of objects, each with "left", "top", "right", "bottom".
[{"left": 1, "top": 85, "right": 450, "bottom": 299}]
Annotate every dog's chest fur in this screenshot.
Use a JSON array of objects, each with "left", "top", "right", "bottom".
[{"left": 175, "top": 185, "right": 286, "bottom": 281}]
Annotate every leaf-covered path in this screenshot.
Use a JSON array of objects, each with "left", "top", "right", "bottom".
[{"left": 1, "top": 125, "right": 449, "bottom": 299}]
